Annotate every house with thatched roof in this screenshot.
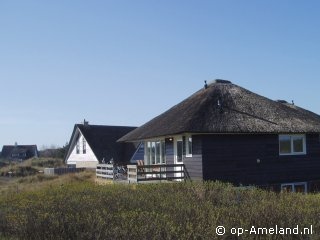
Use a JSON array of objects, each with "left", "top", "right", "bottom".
[
  {"left": 1, "top": 144, "right": 38, "bottom": 161},
  {"left": 119, "top": 80, "right": 320, "bottom": 192},
  {"left": 65, "top": 121, "right": 138, "bottom": 168}
]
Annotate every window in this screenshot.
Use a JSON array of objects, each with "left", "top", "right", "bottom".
[
  {"left": 155, "top": 141, "right": 160, "bottom": 164},
  {"left": 76, "top": 141, "right": 80, "bottom": 154},
  {"left": 161, "top": 141, "right": 166, "bottom": 164},
  {"left": 279, "top": 135, "right": 306, "bottom": 155},
  {"left": 151, "top": 142, "right": 155, "bottom": 164},
  {"left": 82, "top": 138, "right": 86, "bottom": 154},
  {"left": 281, "top": 182, "right": 307, "bottom": 193},
  {"left": 185, "top": 135, "right": 192, "bottom": 157},
  {"left": 145, "top": 140, "right": 166, "bottom": 165}
]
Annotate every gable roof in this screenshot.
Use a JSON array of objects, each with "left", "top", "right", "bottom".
[
  {"left": 1, "top": 145, "right": 38, "bottom": 159},
  {"left": 119, "top": 80, "right": 320, "bottom": 142},
  {"left": 65, "top": 124, "right": 137, "bottom": 163}
]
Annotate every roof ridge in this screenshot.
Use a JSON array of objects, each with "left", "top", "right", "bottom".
[{"left": 119, "top": 82, "right": 320, "bottom": 142}]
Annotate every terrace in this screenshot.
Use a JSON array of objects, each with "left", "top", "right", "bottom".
[{"left": 96, "top": 163, "right": 187, "bottom": 183}]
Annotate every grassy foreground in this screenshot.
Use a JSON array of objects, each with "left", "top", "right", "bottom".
[
  {"left": 0, "top": 158, "right": 65, "bottom": 177},
  {"left": 0, "top": 173, "right": 319, "bottom": 240}
]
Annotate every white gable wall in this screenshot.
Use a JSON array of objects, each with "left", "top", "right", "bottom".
[{"left": 66, "top": 133, "right": 98, "bottom": 168}]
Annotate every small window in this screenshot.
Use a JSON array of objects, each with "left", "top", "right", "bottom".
[
  {"left": 76, "top": 141, "right": 80, "bottom": 154},
  {"left": 281, "top": 182, "right": 307, "bottom": 193},
  {"left": 83, "top": 138, "right": 86, "bottom": 154},
  {"left": 279, "top": 135, "right": 306, "bottom": 155},
  {"left": 186, "top": 135, "right": 192, "bottom": 157}
]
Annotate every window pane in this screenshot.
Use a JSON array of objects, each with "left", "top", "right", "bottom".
[
  {"left": 294, "top": 184, "right": 306, "bottom": 193},
  {"left": 145, "top": 142, "right": 151, "bottom": 165},
  {"left": 76, "top": 140, "right": 80, "bottom": 154},
  {"left": 293, "top": 137, "right": 304, "bottom": 153},
  {"left": 279, "top": 136, "right": 291, "bottom": 154},
  {"left": 187, "top": 136, "right": 192, "bottom": 155},
  {"left": 83, "top": 139, "right": 86, "bottom": 154},
  {"left": 151, "top": 142, "right": 156, "bottom": 164},
  {"left": 156, "top": 141, "right": 160, "bottom": 164},
  {"left": 281, "top": 185, "right": 293, "bottom": 192},
  {"left": 161, "top": 141, "right": 166, "bottom": 163}
]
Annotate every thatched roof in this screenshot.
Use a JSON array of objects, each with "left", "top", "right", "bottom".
[
  {"left": 1, "top": 145, "right": 38, "bottom": 160},
  {"left": 119, "top": 80, "right": 320, "bottom": 142}
]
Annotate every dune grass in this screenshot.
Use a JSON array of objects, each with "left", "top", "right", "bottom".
[
  {"left": 0, "top": 173, "right": 319, "bottom": 240},
  {"left": 0, "top": 158, "right": 65, "bottom": 177}
]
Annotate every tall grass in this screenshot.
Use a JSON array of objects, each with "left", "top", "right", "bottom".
[
  {"left": 0, "top": 179, "right": 319, "bottom": 239},
  {"left": 0, "top": 158, "right": 64, "bottom": 177}
]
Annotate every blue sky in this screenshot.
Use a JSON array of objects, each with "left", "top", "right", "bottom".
[{"left": 1, "top": 0, "right": 320, "bottom": 149}]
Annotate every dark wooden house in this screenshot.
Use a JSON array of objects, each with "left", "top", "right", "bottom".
[
  {"left": 1, "top": 144, "right": 39, "bottom": 161},
  {"left": 119, "top": 80, "right": 320, "bottom": 192}
]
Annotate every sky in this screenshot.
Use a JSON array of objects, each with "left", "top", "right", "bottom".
[{"left": 1, "top": 0, "right": 320, "bottom": 149}]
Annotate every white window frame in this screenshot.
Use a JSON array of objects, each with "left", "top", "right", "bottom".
[
  {"left": 281, "top": 182, "right": 307, "bottom": 193},
  {"left": 145, "top": 139, "right": 166, "bottom": 165},
  {"left": 279, "top": 134, "right": 306, "bottom": 156},
  {"left": 185, "top": 135, "right": 192, "bottom": 157}
]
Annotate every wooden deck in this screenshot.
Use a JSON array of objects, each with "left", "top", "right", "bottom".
[
  {"left": 96, "top": 163, "right": 187, "bottom": 184},
  {"left": 127, "top": 164, "right": 186, "bottom": 183}
]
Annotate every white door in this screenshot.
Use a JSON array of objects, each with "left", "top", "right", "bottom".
[{"left": 174, "top": 138, "right": 183, "bottom": 180}]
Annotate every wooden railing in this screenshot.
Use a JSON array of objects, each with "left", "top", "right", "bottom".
[
  {"left": 44, "top": 167, "right": 85, "bottom": 176},
  {"left": 127, "top": 164, "right": 186, "bottom": 183},
  {"left": 96, "top": 164, "right": 114, "bottom": 179}
]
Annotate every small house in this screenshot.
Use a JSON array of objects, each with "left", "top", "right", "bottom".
[
  {"left": 119, "top": 80, "right": 320, "bottom": 192},
  {"left": 65, "top": 121, "right": 138, "bottom": 168},
  {"left": 1, "top": 144, "right": 39, "bottom": 161}
]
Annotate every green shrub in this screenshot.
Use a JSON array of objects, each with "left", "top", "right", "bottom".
[
  {"left": 0, "top": 158, "right": 65, "bottom": 177},
  {"left": 31, "top": 158, "right": 64, "bottom": 168},
  {"left": 17, "top": 174, "right": 58, "bottom": 184},
  {"left": 0, "top": 181, "right": 319, "bottom": 239}
]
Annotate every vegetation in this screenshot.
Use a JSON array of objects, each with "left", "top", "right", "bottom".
[
  {"left": 0, "top": 173, "right": 319, "bottom": 240},
  {"left": 0, "top": 171, "right": 94, "bottom": 196},
  {"left": 38, "top": 143, "right": 69, "bottom": 159},
  {"left": 0, "top": 158, "right": 65, "bottom": 177}
]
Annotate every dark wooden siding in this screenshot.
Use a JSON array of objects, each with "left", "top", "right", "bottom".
[
  {"left": 183, "top": 135, "right": 203, "bottom": 181},
  {"left": 163, "top": 136, "right": 203, "bottom": 181},
  {"left": 202, "top": 134, "right": 320, "bottom": 185},
  {"left": 165, "top": 138, "right": 174, "bottom": 178}
]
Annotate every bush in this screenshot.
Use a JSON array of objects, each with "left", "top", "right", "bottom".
[
  {"left": 0, "top": 158, "right": 65, "bottom": 177},
  {"left": 30, "top": 158, "right": 64, "bottom": 168},
  {"left": 0, "top": 181, "right": 319, "bottom": 239}
]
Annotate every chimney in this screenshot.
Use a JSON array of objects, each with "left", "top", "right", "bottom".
[
  {"left": 83, "top": 119, "right": 89, "bottom": 126},
  {"left": 204, "top": 80, "right": 208, "bottom": 89}
]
